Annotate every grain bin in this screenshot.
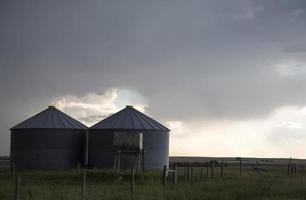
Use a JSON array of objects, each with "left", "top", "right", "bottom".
[
  {"left": 10, "top": 106, "right": 87, "bottom": 170},
  {"left": 88, "top": 105, "right": 170, "bottom": 170}
]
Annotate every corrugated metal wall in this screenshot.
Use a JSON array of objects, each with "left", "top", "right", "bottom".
[
  {"left": 88, "top": 129, "right": 169, "bottom": 170},
  {"left": 11, "top": 129, "right": 85, "bottom": 170}
]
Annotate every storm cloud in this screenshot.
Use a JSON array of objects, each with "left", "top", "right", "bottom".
[{"left": 1, "top": 0, "right": 306, "bottom": 156}]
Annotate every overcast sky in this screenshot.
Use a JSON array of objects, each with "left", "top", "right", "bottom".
[{"left": 1, "top": 0, "right": 306, "bottom": 158}]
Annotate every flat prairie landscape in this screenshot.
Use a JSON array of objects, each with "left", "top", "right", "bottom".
[{"left": 2, "top": 157, "right": 306, "bottom": 200}]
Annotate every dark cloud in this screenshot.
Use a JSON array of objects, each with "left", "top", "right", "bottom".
[
  {"left": 285, "top": 45, "right": 306, "bottom": 53},
  {"left": 1, "top": 0, "right": 306, "bottom": 155}
]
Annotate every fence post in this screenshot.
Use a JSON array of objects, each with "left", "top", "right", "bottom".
[
  {"left": 184, "top": 164, "right": 187, "bottom": 183},
  {"left": 239, "top": 159, "right": 242, "bottom": 176},
  {"left": 288, "top": 157, "right": 292, "bottom": 175},
  {"left": 187, "top": 162, "right": 190, "bottom": 181},
  {"left": 131, "top": 168, "right": 135, "bottom": 192},
  {"left": 256, "top": 160, "right": 260, "bottom": 176},
  {"left": 221, "top": 162, "right": 224, "bottom": 178},
  {"left": 200, "top": 167, "right": 203, "bottom": 180},
  {"left": 190, "top": 166, "right": 193, "bottom": 182},
  {"left": 163, "top": 165, "right": 167, "bottom": 186},
  {"left": 117, "top": 153, "right": 121, "bottom": 175},
  {"left": 12, "top": 162, "right": 16, "bottom": 178},
  {"left": 290, "top": 164, "right": 294, "bottom": 175},
  {"left": 81, "top": 171, "right": 86, "bottom": 199},
  {"left": 173, "top": 164, "right": 177, "bottom": 184},
  {"left": 14, "top": 176, "right": 20, "bottom": 200},
  {"left": 211, "top": 162, "right": 214, "bottom": 178},
  {"left": 137, "top": 151, "right": 141, "bottom": 174},
  {"left": 294, "top": 164, "right": 297, "bottom": 174}
]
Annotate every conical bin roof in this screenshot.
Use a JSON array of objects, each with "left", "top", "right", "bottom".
[
  {"left": 11, "top": 106, "right": 87, "bottom": 129},
  {"left": 90, "top": 105, "right": 169, "bottom": 131}
]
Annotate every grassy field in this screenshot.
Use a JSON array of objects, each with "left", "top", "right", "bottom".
[{"left": 2, "top": 160, "right": 306, "bottom": 200}]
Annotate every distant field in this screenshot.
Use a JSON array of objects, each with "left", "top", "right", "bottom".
[
  {"left": 1, "top": 157, "right": 306, "bottom": 200},
  {"left": 170, "top": 156, "right": 306, "bottom": 165}
]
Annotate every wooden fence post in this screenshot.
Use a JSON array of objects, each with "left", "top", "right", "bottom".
[
  {"left": 190, "top": 166, "right": 193, "bottom": 182},
  {"left": 290, "top": 164, "right": 295, "bottom": 175},
  {"left": 14, "top": 176, "right": 20, "bottom": 200},
  {"left": 211, "top": 162, "right": 214, "bottom": 178},
  {"left": 81, "top": 171, "right": 86, "bottom": 199},
  {"left": 184, "top": 164, "right": 187, "bottom": 183},
  {"left": 173, "top": 164, "right": 177, "bottom": 184},
  {"left": 131, "top": 168, "right": 135, "bottom": 192},
  {"left": 239, "top": 159, "right": 242, "bottom": 176},
  {"left": 288, "top": 157, "right": 292, "bottom": 175},
  {"left": 135, "top": 152, "right": 140, "bottom": 175},
  {"left": 221, "top": 162, "right": 224, "bottom": 178},
  {"left": 187, "top": 162, "right": 190, "bottom": 181},
  {"left": 200, "top": 167, "right": 203, "bottom": 180},
  {"left": 256, "top": 161, "right": 260, "bottom": 176},
  {"left": 117, "top": 153, "right": 121, "bottom": 175},
  {"left": 12, "top": 162, "right": 16, "bottom": 178},
  {"left": 163, "top": 165, "right": 167, "bottom": 186}
]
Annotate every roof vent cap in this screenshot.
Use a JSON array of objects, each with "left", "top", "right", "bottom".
[
  {"left": 48, "top": 105, "right": 56, "bottom": 109},
  {"left": 126, "top": 105, "right": 133, "bottom": 108}
]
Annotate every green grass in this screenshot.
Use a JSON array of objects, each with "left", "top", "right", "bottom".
[{"left": 1, "top": 162, "right": 306, "bottom": 200}]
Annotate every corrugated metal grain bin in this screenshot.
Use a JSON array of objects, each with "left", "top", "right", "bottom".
[
  {"left": 10, "top": 106, "right": 87, "bottom": 170},
  {"left": 88, "top": 105, "right": 170, "bottom": 170}
]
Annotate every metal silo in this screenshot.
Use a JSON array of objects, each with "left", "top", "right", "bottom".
[
  {"left": 88, "top": 105, "right": 170, "bottom": 170},
  {"left": 10, "top": 106, "right": 87, "bottom": 170}
]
